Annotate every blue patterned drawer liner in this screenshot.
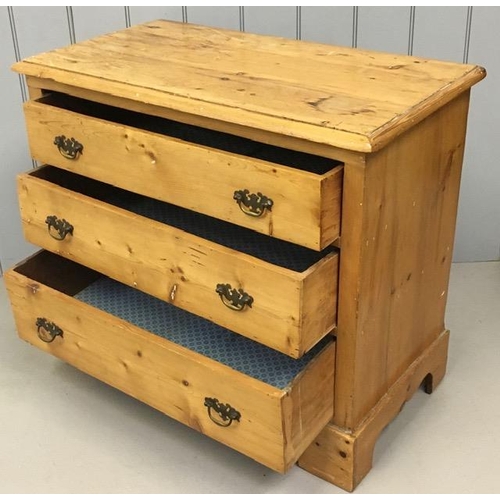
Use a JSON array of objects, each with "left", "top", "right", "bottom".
[
  {"left": 47, "top": 92, "right": 341, "bottom": 175},
  {"left": 75, "top": 276, "right": 331, "bottom": 389},
  {"left": 107, "top": 189, "right": 334, "bottom": 273},
  {"left": 40, "top": 166, "right": 336, "bottom": 272}
]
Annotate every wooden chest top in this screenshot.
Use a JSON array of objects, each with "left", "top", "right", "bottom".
[{"left": 12, "top": 19, "right": 485, "bottom": 152}]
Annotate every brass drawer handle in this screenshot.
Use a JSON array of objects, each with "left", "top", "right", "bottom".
[
  {"left": 204, "top": 397, "right": 241, "bottom": 427},
  {"left": 233, "top": 189, "right": 273, "bottom": 217},
  {"left": 54, "top": 135, "right": 83, "bottom": 160},
  {"left": 45, "top": 215, "right": 74, "bottom": 241},
  {"left": 36, "top": 318, "right": 63, "bottom": 343},
  {"left": 215, "top": 283, "right": 253, "bottom": 311}
]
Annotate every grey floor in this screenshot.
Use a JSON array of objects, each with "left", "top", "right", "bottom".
[{"left": 0, "top": 261, "right": 499, "bottom": 494}]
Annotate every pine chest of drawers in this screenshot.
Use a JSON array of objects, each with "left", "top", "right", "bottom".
[{"left": 6, "top": 20, "right": 485, "bottom": 490}]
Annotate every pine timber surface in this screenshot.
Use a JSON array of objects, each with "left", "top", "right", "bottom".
[
  {"left": 12, "top": 20, "right": 485, "bottom": 152},
  {"left": 17, "top": 167, "right": 338, "bottom": 358},
  {"left": 333, "top": 92, "right": 471, "bottom": 429}
]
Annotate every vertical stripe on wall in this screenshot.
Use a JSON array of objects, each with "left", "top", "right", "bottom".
[
  {"left": 296, "top": 7, "right": 301, "bottom": 40},
  {"left": 66, "top": 7, "right": 76, "bottom": 44},
  {"left": 408, "top": 6, "right": 416, "bottom": 55},
  {"left": 352, "top": 6, "right": 358, "bottom": 48},
  {"left": 124, "top": 6, "right": 131, "bottom": 28},
  {"left": 239, "top": 7, "right": 245, "bottom": 32},
  {"left": 463, "top": 6, "right": 473, "bottom": 63}
]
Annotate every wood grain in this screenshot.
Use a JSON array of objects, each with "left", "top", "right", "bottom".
[
  {"left": 333, "top": 92, "right": 471, "bottom": 428},
  {"left": 319, "top": 165, "right": 344, "bottom": 248},
  {"left": 24, "top": 97, "right": 343, "bottom": 250},
  {"left": 8, "top": 21, "right": 485, "bottom": 490},
  {"left": 284, "top": 339, "right": 335, "bottom": 470},
  {"left": 299, "top": 329, "right": 449, "bottom": 491},
  {"left": 25, "top": 75, "right": 361, "bottom": 165},
  {"left": 17, "top": 167, "right": 338, "bottom": 358},
  {"left": 5, "top": 250, "right": 336, "bottom": 472},
  {"left": 10, "top": 249, "right": 100, "bottom": 296},
  {"left": 301, "top": 256, "right": 339, "bottom": 355},
  {"left": 12, "top": 20, "right": 485, "bottom": 152}
]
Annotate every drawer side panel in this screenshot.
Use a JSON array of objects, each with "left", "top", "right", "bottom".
[
  {"left": 282, "top": 340, "right": 335, "bottom": 471},
  {"left": 320, "top": 166, "right": 344, "bottom": 248},
  {"left": 301, "top": 253, "right": 339, "bottom": 356}
]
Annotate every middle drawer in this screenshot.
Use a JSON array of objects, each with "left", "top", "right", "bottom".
[{"left": 18, "top": 166, "right": 339, "bottom": 358}]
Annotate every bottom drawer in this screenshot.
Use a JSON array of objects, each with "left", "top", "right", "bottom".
[{"left": 5, "top": 251, "right": 335, "bottom": 473}]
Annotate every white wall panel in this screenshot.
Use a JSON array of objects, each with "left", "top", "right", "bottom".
[
  {"left": 301, "top": 7, "right": 353, "bottom": 47},
  {"left": 72, "top": 7, "right": 126, "bottom": 42},
  {"left": 187, "top": 7, "right": 240, "bottom": 31},
  {"left": 129, "top": 7, "right": 182, "bottom": 25},
  {"left": 243, "top": 7, "right": 297, "bottom": 39},
  {"left": 0, "top": 8, "right": 37, "bottom": 273},
  {"left": 357, "top": 7, "right": 411, "bottom": 54},
  {"left": 454, "top": 7, "right": 500, "bottom": 261},
  {"left": 412, "top": 7, "right": 468, "bottom": 62},
  {"left": 14, "top": 7, "right": 70, "bottom": 57}
]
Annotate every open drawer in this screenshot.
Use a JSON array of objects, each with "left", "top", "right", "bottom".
[
  {"left": 18, "top": 166, "right": 339, "bottom": 358},
  {"left": 23, "top": 93, "right": 343, "bottom": 250},
  {"left": 5, "top": 251, "right": 335, "bottom": 473}
]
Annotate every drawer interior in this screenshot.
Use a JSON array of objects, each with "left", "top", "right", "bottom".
[
  {"left": 14, "top": 251, "right": 331, "bottom": 389},
  {"left": 38, "top": 92, "right": 342, "bottom": 175},
  {"left": 31, "top": 166, "right": 335, "bottom": 272}
]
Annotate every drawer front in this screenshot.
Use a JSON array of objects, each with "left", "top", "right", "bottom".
[
  {"left": 5, "top": 251, "right": 335, "bottom": 472},
  {"left": 24, "top": 97, "right": 343, "bottom": 251},
  {"left": 18, "top": 166, "right": 339, "bottom": 358}
]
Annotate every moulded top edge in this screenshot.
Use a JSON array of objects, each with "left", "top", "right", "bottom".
[{"left": 11, "top": 20, "right": 487, "bottom": 153}]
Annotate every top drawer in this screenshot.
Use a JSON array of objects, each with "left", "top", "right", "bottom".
[{"left": 23, "top": 93, "right": 343, "bottom": 251}]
